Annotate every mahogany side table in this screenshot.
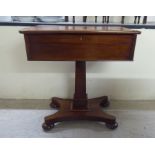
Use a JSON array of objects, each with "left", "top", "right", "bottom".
[{"left": 20, "top": 25, "right": 141, "bottom": 131}]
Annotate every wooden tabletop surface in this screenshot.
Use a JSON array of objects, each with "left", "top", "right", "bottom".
[{"left": 20, "top": 25, "right": 141, "bottom": 34}]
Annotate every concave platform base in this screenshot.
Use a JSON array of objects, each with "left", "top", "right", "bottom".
[
  {"left": 42, "top": 61, "right": 118, "bottom": 131},
  {"left": 42, "top": 96, "right": 118, "bottom": 131}
]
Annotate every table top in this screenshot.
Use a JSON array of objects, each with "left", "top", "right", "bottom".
[{"left": 20, "top": 25, "right": 141, "bottom": 34}]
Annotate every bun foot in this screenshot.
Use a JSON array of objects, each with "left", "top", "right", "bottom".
[
  {"left": 106, "top": 122, "right": 118, "bottom": 130},
  {"left": 42, "top": 122, "right": 54, "bottom": 131}
]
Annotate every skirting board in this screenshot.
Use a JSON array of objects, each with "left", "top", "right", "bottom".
[{"left": 0, "top": 73, "right": 155, "bottom": 100}]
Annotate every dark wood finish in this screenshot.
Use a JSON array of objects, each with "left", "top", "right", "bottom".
[
  {"left": 20, "top": 26, "right": 140, "bottom": 61},
  {"left": 20, "top": 25, "right": 140, "bottom": 34},
  {"left": 20, "top": 25, "right": 140, "bottom": 130},
  {"left": 73, "top": 61, "right": 88, "bottom": 109},
  {"left": 43, "top": 96, "right": 117, "bottom": 130},
  {"left": 24, "top": 34, "right": 137, "bottom": 61}
]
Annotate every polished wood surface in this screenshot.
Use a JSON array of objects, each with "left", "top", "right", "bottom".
[
  {"left": 73, "top": 61, "right": 88, "bottom": 109},
  {"left": 20, "top": 25, "right": 140, "bottom": 34},
  {"left": 20, "top": 25, "right": 141, "bottom": 131},
  {"left": 45, "top": 97, "right": 115, "bottom": 127},
  {"left": 20, "top": 25, "right": 140, "bottom": 61}
]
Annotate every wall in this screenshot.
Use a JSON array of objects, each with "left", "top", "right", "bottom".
[{"left": 0, "top": 26, "right": 155, "bottom": 100}]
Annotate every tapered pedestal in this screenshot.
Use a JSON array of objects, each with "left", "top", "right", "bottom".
[{"left": 42, "top": 61, "right": 118, "bottom": 131}]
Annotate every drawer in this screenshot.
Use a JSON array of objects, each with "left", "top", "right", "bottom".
[
  {"left": 28, "top": 34, "right": 132, "bottom": 44},
  {"left": 25, "top": 34, "right": 136, "bottom": 61}
]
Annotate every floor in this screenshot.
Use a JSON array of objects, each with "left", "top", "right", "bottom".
[{"left": 0, "top": 99, "right": 155, "bottom": 138}]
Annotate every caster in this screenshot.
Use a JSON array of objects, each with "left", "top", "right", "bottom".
[
  {"left": 100, "top": 97, "right": 110, "bottom": 108},
  {"left": 42, "top": 122, "right": 54, "bottom": 131},
  {"left": 106, "top": 122, "right": 118, "bottom": 130}
]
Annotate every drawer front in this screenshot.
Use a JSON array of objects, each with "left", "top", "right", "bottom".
[{"left": 25, "top": 34, "right": 136, "bottom": 61}]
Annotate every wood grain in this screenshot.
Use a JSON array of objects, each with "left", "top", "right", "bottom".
[
  {"left": 20, "top": 25, "right": 141, "bottom": 34},
  {"left": 20, "top": 26, "right": 140, "bottom": 61},
  {"left": 23, "top": 33, "right": 137, "bottom": 61}
]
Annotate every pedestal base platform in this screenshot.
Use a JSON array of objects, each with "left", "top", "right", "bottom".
[{"left": 42, "top": 96, "right": 118, "bottom": 131}]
